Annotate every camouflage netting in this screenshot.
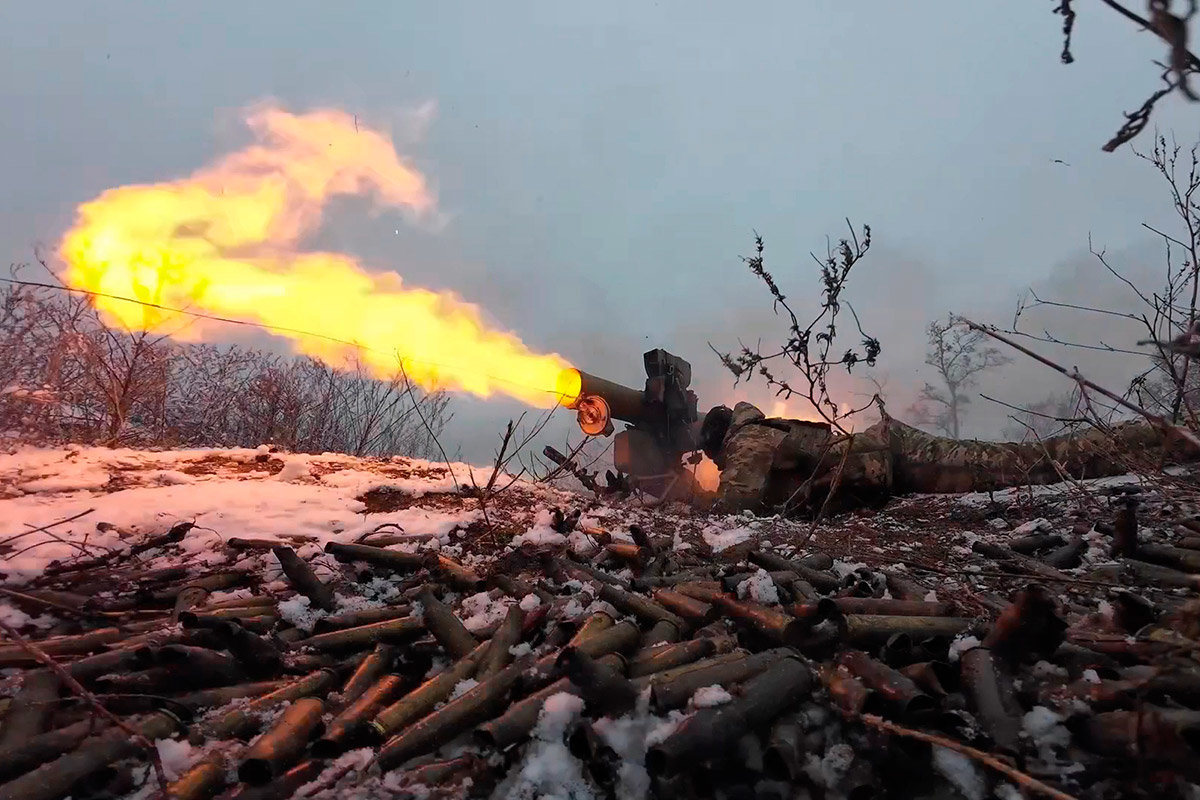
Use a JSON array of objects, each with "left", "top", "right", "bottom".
[{"left": 712, "top": 402, "right": 1188, "bottom": 515}]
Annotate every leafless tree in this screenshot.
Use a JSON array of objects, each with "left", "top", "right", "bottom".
[
  {"left": 712, "top": 221, "right": 881, "bottom": 433},
  {"left": 998, "top": 389, "right": 1086, "bottom": 442},
  {"left": 909, "top": 316, "right": 1011, "bottom": 439}
]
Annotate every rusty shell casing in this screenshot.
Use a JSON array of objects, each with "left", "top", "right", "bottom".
[
  {"left": 899, "top": 661, "right": 959, "bottom": 697},
  {"left": 632, "top": 650, "right": 747, "bottom": 693},
  {"left": 980, "top": 584, "right": 1066, "bottom": 661},
  {"left": 312, "top": 605, "right": 413, "bottom": 634},
  {"left": 1007, "top": 532, "right": 1067, "bottom": 554},
  {"left": 674, "top": 582, "right": 728, "bottom": 605},
  {"left": 93, "top": 667, "right": 177, "bottom": 695},
  {"left": 0, "top": 710, "right": 182, "bottom": 800},
  {"left": 323, "top": 542, "right": 430, "bottom": 572},
  {"left": 223, "top": 759, "right": 326, "bottom": 800},
  {"left": 1082, "top": 709, "right": 1200, "bottom": 765},
  {"left": 747, "top": 551, "right": 841, "bottom": 593},
  {"left": 959, "top": 647, "right": 1022, "bottom": 755},
  {"left": 881, "top": 571, "right": 929, "bottom": 602},
  {"left": 713, "top": 596, "right": 808, "bottom": 647},
  {"left": 184, "top": 603, "right": 280, "bottom": 622},
  {"left": 648, "top": 648, "right": 793, "bottom": 712},
  {"left": 837, "top": 650, "right": 934, "bottom": 718},
  {"left": 841, "top": 614, "right": 973, "bottom": 645},
  {"left": 151, "top": 572, "right": 249, "bottom": 602},
  {"left": 523, "top": 619, "right": 640, "bottom": 692},
  {"left": 418, "top": 586, "right": 478, "bottom": 660},
  {"left": 1112, "top": 503, "right": 1139, "bottom": 558},
  {"left": 210, "top": 622, "right": 282, "bottom": 679},
  {"left": 1178, "top": 535, "right": 1200, "bottom": 551},
  {"left": 174, "top": 681, "right": 287, "bottom": 712},
  {"left": 172, "top": 587, "right": 209, "bottom": 622},
  {"left": 557, "top": 647, "right": 640, "bottom": 717},
  {"left": 1119, "top": 558, "right": 1200, "bottom": 589},
  {"left": 273, "top": 627, "right": 306, "bottom": 645},
  {"left": 646, "top": 656, "right": 813, "bottom": 775},
  {"left": 0, "top": 718, "right": 113, "bottom": 784},
  {"left": 830, "top": 598, "right": 953, "bottom": 617},
  {"left": 202, "top": 595, "right": 279, "bottom": 612},
  {"left": 652, "top": 589, "right": 719, "bottom": 624},
  {"left": 330, "top": 643, "right": 396, "bottom": 711},
  {"left": 638, "top": 619, "right": 682, "bottom": 649},
  {"left": 434, "top": 555, "right": 485, "bottom": 591},
  {"left": 629, "top": 637, "right": 724, "bottom": 678},
  {"left": 478, "top": 605, "right": 524, "bottom": 680},
  {"left": 474, "top": 654, "right": 624, "bottom": 749},
  {"left": 762, "top": 714, "right": 806, "bottom": 781},
  {"left": 238, "top": 697, "right": 325, "bottom": 785},
  {"left": 272, "top": 546, "right": 336, "bottom": 611},
  {"left": 199, "top": 668, "right": 338, "bottom": 742},
  {"left": 821, "top": 664, "right": 871, "bottom": 716},
  {"left": 369, "top": 640, "right": 489, "bottom": 740},
  {"left": 313, "top": 674, "right": 405, "bottom": 758},
  {"left": 568, "top": 611, "right": 615, "bottom": 645},
  {"left": 1136, "top": 543, "right": 1200, "bottom": 573},
  {"left": 605, "top": 542, "right": 651, "bottom": 567},
  {"left": 225, "top": 537, "right": 284, "bottom": 551},
  {"left": 1042, "top": 538, "right": 1089, "bottom": 570},
  {"left": 65, "top": 647, "right": 143, "bottom": 683},
  {"left": 490, "top": 574, "right": 555, "bottom": 606},
  {"left": 393, "top": 754, "right": 486, "bottom": 788},
  {"left": 597, "top": 584, "right": 684, "bottom": 630},
  {"left": 0, "top": 669, "right": 59, "bottom": 750},
  {"left": 555, "top": 556, "right": 633, "bottom": 590},
  {"left": 144, "top": 644, "right": 247, "bottom": 687},
  {"left": 374, "top": 657, "right": 529, "bottom": 771},
  {"left": 0, "top": 628, "right": 124, "bottom": 668},
  {"left": 294, "top": 615, "right": 422, "bottom": 652},
  {"left": 167, "top": 752, "right": 231, "bottom": 800}
]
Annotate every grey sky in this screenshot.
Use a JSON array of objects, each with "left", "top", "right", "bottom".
[{"left": 2, "top": 2, "right": 1197, "bottom": 459}]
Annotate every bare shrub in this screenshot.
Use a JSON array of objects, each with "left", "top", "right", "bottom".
[
  {"left": 0, "top": 277, "right": 452, "bottom": 459},
  {"left": 712, "top": 221, "right": 881, "bottom": 433}
]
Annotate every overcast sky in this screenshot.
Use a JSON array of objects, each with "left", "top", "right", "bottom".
[{"left": 3, "top": 3, "right": 1198, "bottom": 460}]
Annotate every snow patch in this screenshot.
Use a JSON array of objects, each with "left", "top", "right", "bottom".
[
  {"left": 932, "top": 745, "right": 985, "bottom": 800},
  {"left": 702, "top": 525, "right": 752, "bottom": 553},
  {"left": 690, "top": 685, "right": 733, "bottom": 708},
  {"left": 947, "top": 635, "right": 980, "bottom": 663},
  {"left": 736, "top": 569, "right": 780, "bottom": 605}
]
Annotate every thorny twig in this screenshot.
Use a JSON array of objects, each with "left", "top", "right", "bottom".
[
  {"left": 0, "top": 618, "right": 171, "bottom": 799},
  {"left": 712, "top": 221, "right": 880, "bottom": 434},
  {"left": 0, "top": 508, "right": 95, "bottom": 550},
  {"left": 858, "top": 714, "right": 1080, "bottom": 800}
]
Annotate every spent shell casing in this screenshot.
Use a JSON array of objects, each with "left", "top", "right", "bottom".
[
  {"left": 370, "top": 641, "right": 489, "bottom": 740},
  {"left": 647, "top": 656, "right": 813, "bottom": 775},
  {"left": 293, "top": 615, "right": 422, "bottom": 652},
  {"left": 374, "top": 657, "right": 529, "bottom": 770},
  {"left": 237, "top": 697, "right": 325, "bottom": 784},
  {"left": 323, "top": 542, "right": 430, "bottom": 572},
  {"left": 418, "top": 586, "right": 478, "bottom": 659},
  {"left": 272, "top": 546, "right": 336, "bottom": 611},
  {"left": 0, "top": 669, "right": 59, "bottom": 750},
  {"left": 598, "top": 584, "right": 685, "bottom": 630},
  {"left": 313, "top": 674, "right": 405, "bottom": 758},
  {"left": 477, "top": 604, "right": 524, "bottom": 680},
  {"left": 199, "top": 668, "right": 337, "bottom": 742},
  {"left": 0, "top": 710, "right": 182, "bottom": 800},
  {"left": 330, "top": 643, "right": 396, "bottom": 711},
  {"left": 959, "top": 646, "right": 1022, "bottom": 755},
  {"left": 311, "top": 605, "right": 413, "bottom": 634}
]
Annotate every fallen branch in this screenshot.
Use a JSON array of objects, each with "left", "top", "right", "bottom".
[
  {"left": 859, "top": 713, "right": 1080, "bottom": 800},
  {"left": 0, "top": 618, "right": 169, "bottom": 799},
  {"left": 961, "top": 318, "right": 1200, "bottom": 450},
  {"left": 0, "top": 508, "right": 96, "bottom": 551}
]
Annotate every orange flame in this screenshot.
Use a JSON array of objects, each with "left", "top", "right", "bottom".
[{"left": 59, "top": 104, "right": 578, "bottom": 408}]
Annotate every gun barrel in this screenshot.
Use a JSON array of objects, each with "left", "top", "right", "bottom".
[{"left": 564, "top": 369, "right": 644, "bottom": 422}]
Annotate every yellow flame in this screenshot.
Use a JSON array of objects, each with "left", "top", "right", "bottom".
[{"left": 59, "top": 103, "right": 578, "bottom": 408}]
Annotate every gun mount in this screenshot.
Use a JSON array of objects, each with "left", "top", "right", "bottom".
[{"left": 562, "top": 349, "right": 720, "bottom": 496}]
